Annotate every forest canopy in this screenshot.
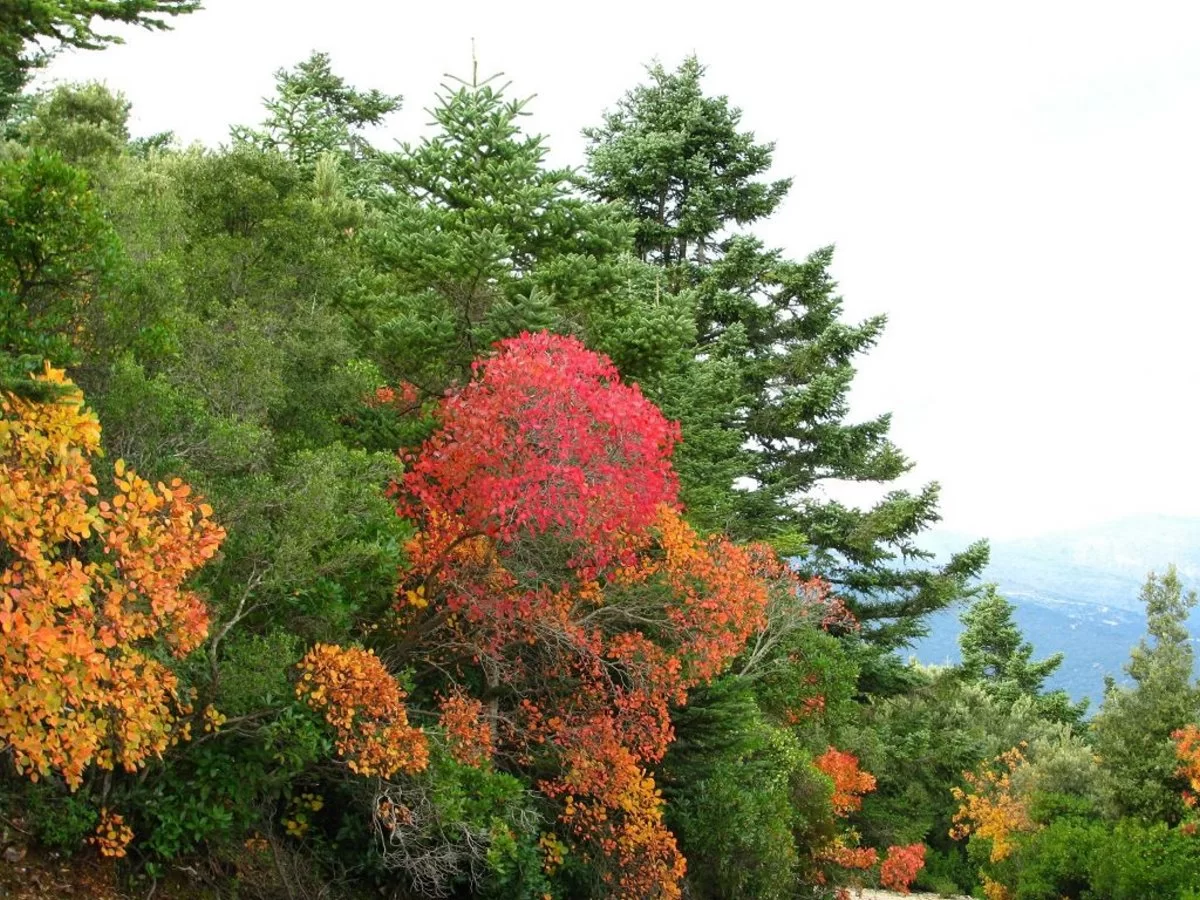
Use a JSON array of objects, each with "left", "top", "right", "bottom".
[{"left": 0, "top": 7, "right": 1197, "bottom": 899}]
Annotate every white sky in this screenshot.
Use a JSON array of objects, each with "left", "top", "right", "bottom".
[{"left": 40, "top": 0, "right": 1200, "bottom": 541}]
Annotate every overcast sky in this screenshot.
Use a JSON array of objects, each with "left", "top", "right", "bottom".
[{"left": 40, "top": 1, "right": 1200, "bottom": 541}]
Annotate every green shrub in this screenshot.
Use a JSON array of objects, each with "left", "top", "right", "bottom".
[
  {"left": 1088, "top": 820, "right": 1200, "bottom": 900},
  {"left": 914, "top": 846, "right": 976, "bottom": 895},
  {"left": 1006, "top": 817, "right": 1104, "bottom": 900},
  {"left": 25, "top": 783, "right": 98, "bottom": 852}
]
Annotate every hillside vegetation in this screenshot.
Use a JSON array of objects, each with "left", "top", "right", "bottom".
[{"left": 1, "top": 5, "right": 1198, "bottom": 898}]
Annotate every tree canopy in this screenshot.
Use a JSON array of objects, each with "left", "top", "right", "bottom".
[{"left": 0, "top": 28, "right": 1194, "bottom": 900}]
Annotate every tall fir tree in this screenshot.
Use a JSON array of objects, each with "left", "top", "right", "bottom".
[{"left": 585, "top": 57, "right": 987, "bottom": 649}]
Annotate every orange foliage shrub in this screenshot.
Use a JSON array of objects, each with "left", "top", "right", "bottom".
[
  {"left": 815, "top": 839, "right": 878, "bottom": 870},
  {"left": 437, "top": 691, "right": 493, "bottom": 767},
  {"left": 89, "top": 808, "right": 134, "bottom": 858},
  {"left": 981, "top": 875, "right": 1014, "bottom": 900},
  {"left": 950, "top": 745, "right": 1034, "bottom": 863},
  {"left": 815, "top": 747, "right": 877, "bottom": 816},
  {"left": 1173, "top": 723, "right": 1200, "bottom": 808},
  {"left": 0, "top": 367, "right": 223, "bottom": 789},
  {"left": 296, "top": 643, "right": 428, "bottom": 778},
  {"left": 880, "top": 843, "right": 927, "bottom": 893},
  {"left": 546, "top": 718, "right": 686, "bottom": 899}
]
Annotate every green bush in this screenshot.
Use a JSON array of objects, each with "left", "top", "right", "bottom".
[
  {"left": 914, "top": 846, "right": 975, "bottom": 895},
  {"left": 663, "top": 679, "right": 817, "bottom": 899},
  {"left": 1006, "top": 817, "right": 1103, "bottom": 900},
  {"left": 993, "top": 817, "right": 1200, "bottom": 900},
  {"left": 24, "top": 783, "right": 98, "bottom": 852},
  {"left": 1088, "top": 820, "right": 1200, "bottom": 900}
]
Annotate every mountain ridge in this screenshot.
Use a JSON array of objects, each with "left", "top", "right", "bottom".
[{"left": 908, "top": 515, "right": 1200, "bottom": 704}]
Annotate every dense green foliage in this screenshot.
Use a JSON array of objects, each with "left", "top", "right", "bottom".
[
  {"left": 1091, "top": 566, "right": 1199, "bottom": 822},
  {"left": 0, "top": 9, "right": 1196, "bottom": 897}
]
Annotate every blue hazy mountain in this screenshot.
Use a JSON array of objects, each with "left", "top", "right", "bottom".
[{"left": 906, "top": 515, "right": 1200, "bottom": 706}]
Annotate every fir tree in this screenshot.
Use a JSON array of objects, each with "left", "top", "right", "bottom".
[
  {"left": 585, "top": 57, "right": 987, "bottom": 648},
  {"left": 357, "top": 70, "right": 693, "bottom": 396},
  {"left": 958, "top": 586, "right": 1086, "bottom": 723}
]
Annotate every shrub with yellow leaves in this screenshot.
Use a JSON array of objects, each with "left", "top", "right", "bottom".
[
  {"left": 89, "top": 809, "right": 134, "bottom": 858},
  {"left": 0, "top": 366, "right": 224, "bottom": 790},
  {"left": 295, "top": 643, "right": 428, "bottom": 778}
]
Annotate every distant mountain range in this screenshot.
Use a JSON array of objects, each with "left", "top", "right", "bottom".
[{"left": 906, "top": 515, "right": 1200, "bottom": 706}]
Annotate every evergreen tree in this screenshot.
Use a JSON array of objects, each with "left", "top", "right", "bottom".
[
  {"left": 1092, "top": 566, "right": 1200, "bottom": 822},
  {"left": 585, "top": 57, "right": 987, "bottom": 648},
  {"left": 356, "top": 71, "right": 693, "bottom": 396},
  {"left": 232, "top": 51, "right": 401, "bottom": 193},
  {"left": 958, "top": 586, "right": 1086, "bottom": 723},
  {"left": 661, "top": 678, "right": 819, "bottom": 899}
]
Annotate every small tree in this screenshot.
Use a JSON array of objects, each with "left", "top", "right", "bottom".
[
  {"left": 1092, "top": 566, "right": 1199, "bottom": 822},
  {"left": 0, "top": 150, "right": 121, "bottom": 399},
  {"left": 232, "top": 52, "right": 401, "bottom": 187},
  {"left": 15, "top": 81, "right": 132, "bottom": 164},
  {"left": 959, "top": 586, "right": 1086, "bottom": 723},
  {"left": 0, "top": 365, "right": 223, "bottom": 790}
]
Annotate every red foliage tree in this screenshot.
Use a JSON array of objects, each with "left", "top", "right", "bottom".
[
  {"left": 393, "top": 333, "right": 790, "bottom": 898},
  {"left": 880, "top": 843, "right": 927, "bottom": 894},
  {"left": 815, "top": 747, "right": 877, "bottom": 816},
  {"left": 398, "top": 331, "right": 680, "bottom": 578}
]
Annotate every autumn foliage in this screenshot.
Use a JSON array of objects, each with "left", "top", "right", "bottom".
[
  {"left": 809, "top": 748, "right": 920, "bottom": 893},
  {"left": 950, "top": 745, "right": 1034, "bottom": 863},
  {"left": 89, "top": 809, "right": 134, "bottom": 859},
  {"left": 880, "top": 843, "right": 927, "bottom": 894},
  {"left": 296, "top": 643, "right": 428, "bottom": 778},
  {"left": 398, "top": 331, "right": 681, "bottom": 577},
  {"left": 437, "top": 690, "right": 493, "bottom": 767},
  {"left": 0, "top": 367, "right": 223, "bottom": 789},
  {"left": 393, "top": 333, "right": 794, "bottom": 897},
  {"left": 1174, "top": 724, "right": 1200, "bottom": 810},
  {"left": 815, "top": 747, "right": 878, "bottom": 816}
]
